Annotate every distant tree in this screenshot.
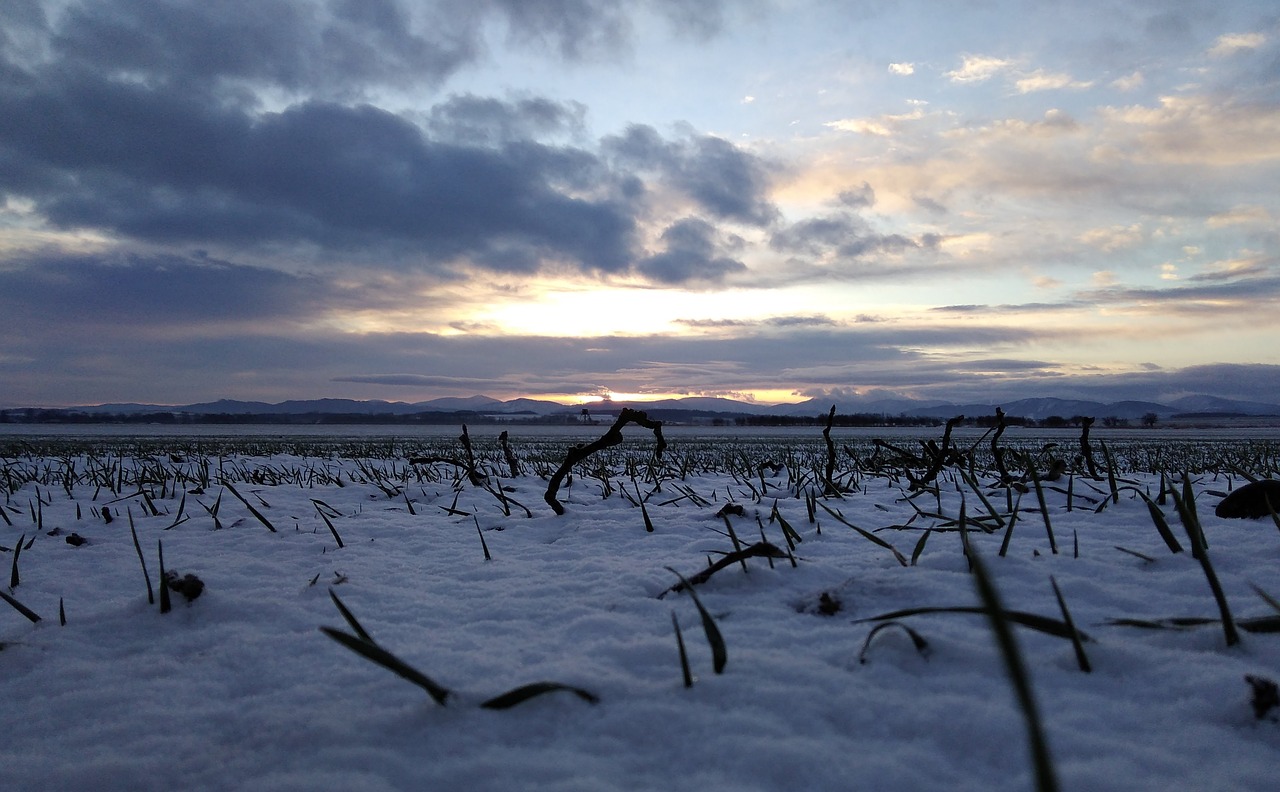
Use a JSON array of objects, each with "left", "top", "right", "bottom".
[
  {"left": 1042, "top": 415, "right": 1067, "bottom": 428},
  {"left": 1141, "top": 412, "right": 1159, "bottom": 428}
]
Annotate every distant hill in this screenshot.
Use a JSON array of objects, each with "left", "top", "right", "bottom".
[{"left": 7, "top": 392, "right": 1280, "bottom": 424}]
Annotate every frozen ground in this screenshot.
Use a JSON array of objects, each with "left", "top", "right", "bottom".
[{"left": 1, "top": 437, "right": 1278, "bottom": 791}]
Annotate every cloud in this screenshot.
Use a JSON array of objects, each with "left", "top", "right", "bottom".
[
  {"left": 1111, "top": 71, "right": 1145, "bottom": 91},
  {"left": 425, "top": 93, "right": 588, "bottom": 145},
  {"left": 945, "top": 54, "right": 1016, "bottom": 83},
  {"left": 1014, "top": 70, "right": 1094, "bottom": 94},
  {"left": 602, "top": 124, "right": 779, "bottom": 226},
  {"left": 1208, "top": 31, "right": 1266, "bottom": 58},
  {"left": 888, "top": 62, "right": 914, "bottom": 75},
  {"left": 1097, "top": 94, "right": 1280, "bottom": 166},
  {"left": 635, "top": 217, "right": 747, "bottom": 284},
  {"left": 46, "top": 0, "right": 477, "bottom": 95},
  {"left": 769, "top": 213, "right": 930, "bottom": 261},
  {"left": 824, "top": 108, "right": 924, "bottom": 137},
  {"left": 331, "top": 374, "right": 519, "bottom": 390}
]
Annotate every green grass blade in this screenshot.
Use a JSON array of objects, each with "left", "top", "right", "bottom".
[
  {"left": 858, "top": 621, "right": 930, "bottom": 664},
  {"left": 1026, "top": 461, "right": 1058, "bottom": 555},
  {"left": 665, "top": 567, "right": 727, "bottom": 674},
  {"left": 314, "top": 503, "right": 345, "bottom": 548},
  {"left": 855, "top": 606, "right": 1089, "bottom": 641},
  {"left": 320, "top": 627, "right": 451, "bottom": 705},
  {"left": 816, "top": 502, "right": 908, "bottom": 566},
  {"left": 970, "top": 548, "right": 1060, "bottom": 792},
  {"left": 480, "top": 682, "right": 600, "bottom": 710},
  {"left": 128, "top": 508, "right": 155, "bottom": 605},
  {"left": 672, "top": 611, "right": 693, "bottom": 688},
  {"left": 158, "top": 539, "right": 171, "bottom": 614},
  {"left": 0, "top": 590, "right": 41, "bottom": 623},
  {"left": 910, "top": 529, "right": 931, "bottom": 566},
  {"left": 1135, "top": 491, "right": 1184, "bottom": 554},
  {"left": 223, "top": 481, "right": 276, "bottom": 532},
  {"left": 9, "top": 532, "right": 22, "bottom": 588},
  {"left": 1049, "top": 576, "right": 1091, "bottom": 673},
  {"left": 328, "top": 589, "right": 374, "bottom": 643}
]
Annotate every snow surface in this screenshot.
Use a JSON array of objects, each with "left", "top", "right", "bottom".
[{"left": 2, "top": 442, "right": 1279, "bottom": 791}]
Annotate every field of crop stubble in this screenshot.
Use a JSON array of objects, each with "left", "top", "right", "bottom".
[{"left": 2, "top": 415, "right": 1280, "bottom": 792}]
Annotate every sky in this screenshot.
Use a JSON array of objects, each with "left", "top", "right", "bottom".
[{"left": 2, "top": 0, "right": 1279, "bottom": 409}]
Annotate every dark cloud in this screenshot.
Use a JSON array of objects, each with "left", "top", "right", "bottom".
[
  {"left": 426, "top": 94, "right": 588, "bottom": 146},
  {"left": 769, "top": 212, "right": 930, "bottom": 259},
  {"left": 0, "top": 252, "right": 328, "bottom": 331},
  {"left": 1078, "top": 274, "right": 1280, "bottom": 307},
  {"left": 636, "top": 217, "right": 746, "bottom": 283},
  {"left": 837, "top": 182, "right": 875, "bottom": 208},
  {"left": 0, "top": 68, "right": 639, "bottom": 272},
  {"left": 930, "top": 302, "right": 1082, "bottom": 314},
  {"left": 47, "top": 0, "right": 475, "bottom": 95},
  {"left": 603, "top": 124, "right": 779, "bottom": 225},
  {"left": 332, "top": 374, "right": 519, "bottom": 389},
  {"left": 0, "top": 4, "right": 774, "bottom": 282}
]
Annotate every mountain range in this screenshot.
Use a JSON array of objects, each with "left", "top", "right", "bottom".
[{"left": 16, "top": 392, "right": 1280, "bottom": 422}]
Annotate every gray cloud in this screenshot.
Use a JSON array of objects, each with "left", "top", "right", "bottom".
[
  {"left": 603, "top": 124, "right": 779, "bottom": 226},
  {"left": 0, "top": 4, "right": 778, "bottom": 285},
  {"left": 769, "top": 212, "right": 935, "bottom": 260},
  {"left": 636, "top": 217, "right": 747, "bottom": 283}
]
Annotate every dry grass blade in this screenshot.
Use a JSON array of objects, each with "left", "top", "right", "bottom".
[
  {"left": 480, "top": 682, "right": 600, "bottom": 710},
  {"left": 970, "top": 548, "right": 1060, "bottom": 792},
  {"left": 665, "top": 567, "right": 727, "bottom": 674}
]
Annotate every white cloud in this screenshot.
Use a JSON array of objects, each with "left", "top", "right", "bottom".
[
  {"left": 1208, "top": 32, "right": 1266, "bottom": 58},
  {"left": 1111, "top": 71, "right": 1144, "bottom": 92},
  {"left": 824, "top": 108, "right": 924, "bottom": 137},
  {"left": 888, "top": 62, "right": 914, "bottom": 76},
  {"left": 1080, "top": 224, "right": 1144, "bottom": 252},
  {"left": 1206, "top": 205, "right": 1273, "bottom": 228},
  {"left": 945, "top": 54, "right": 1016, "bottom": 83},
  {"left": 1015, "top": 69, "right": 1093, "bottom": 94}
]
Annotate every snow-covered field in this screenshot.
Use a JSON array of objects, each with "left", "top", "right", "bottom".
[{"left": 2, "top": 429, "right": 1279, "bottom": 791}]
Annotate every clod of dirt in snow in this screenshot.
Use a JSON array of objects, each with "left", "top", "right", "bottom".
[
  {"left": 1244, "top": 675, "right": 1279, "bottom": 721},
  {"left": 64, "top": 533, "right": 88, "bottom": 547},
  {"left": 164, "top": 571, "right": 205, "bottom": 602},
  {"left": 715, "top": 503, "right": 745, "bottom": 518},
  {"left": 1215, "top": 479, "right": 1280, "bottom": 518}
]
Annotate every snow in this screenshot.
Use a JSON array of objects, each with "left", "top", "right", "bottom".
[{"left": 2, "top": 435, "right": 1279, "bottom": 791}]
